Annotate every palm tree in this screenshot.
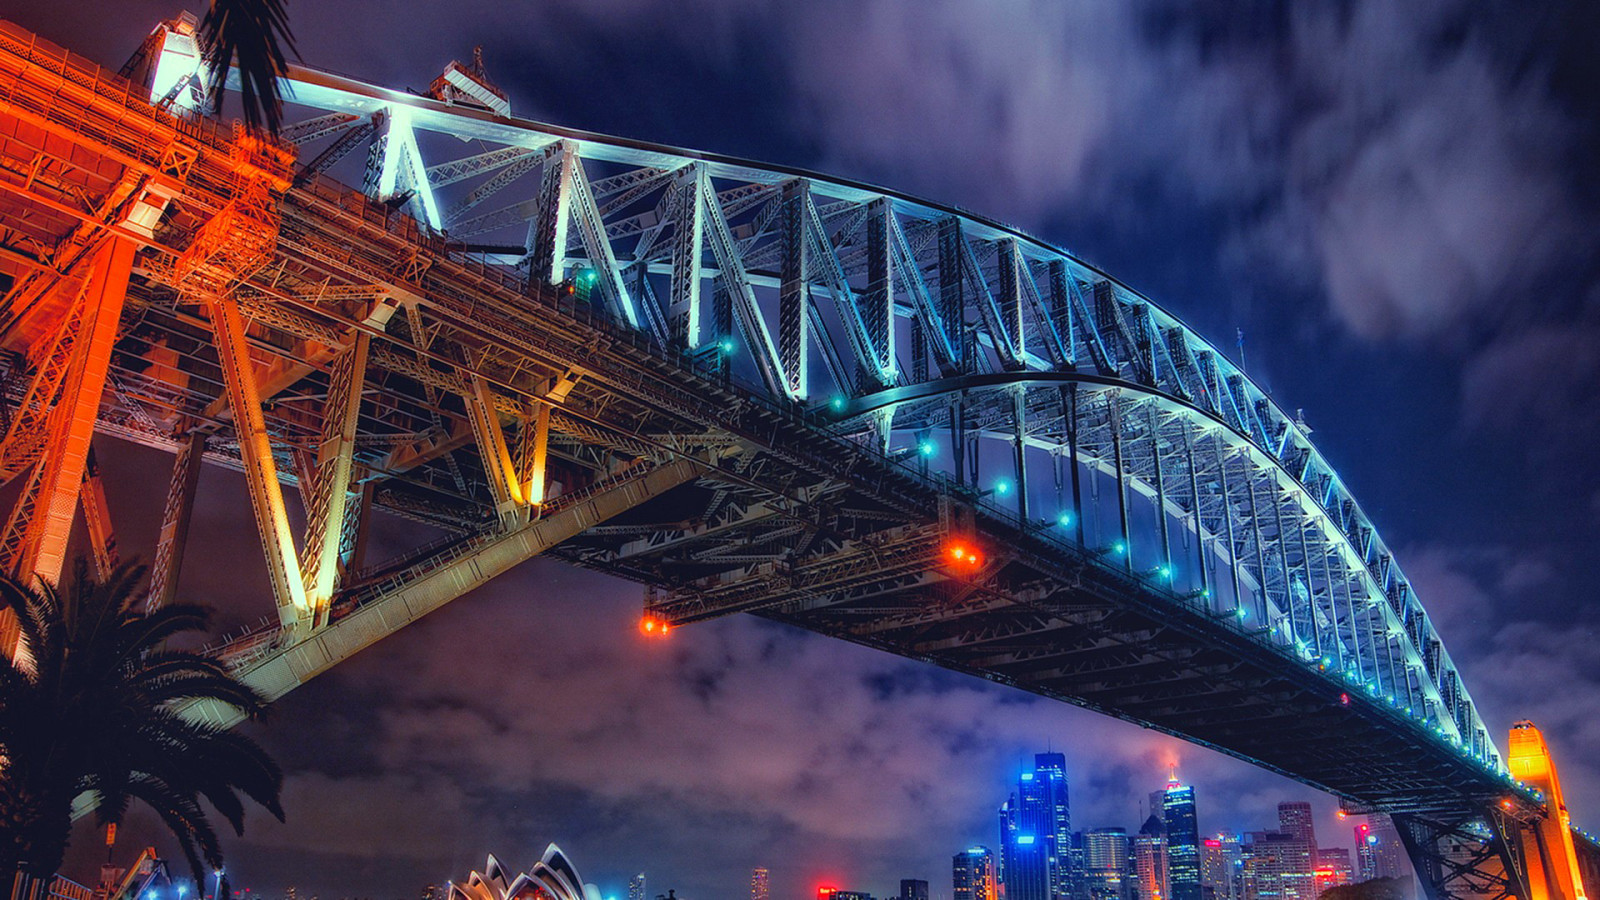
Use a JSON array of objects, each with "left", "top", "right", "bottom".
[
  {"left": 0, "top": 560, "right": 284, "bottom": 896},
  {"left": 200, "top": 0, "right": 300, "bottom": 134}
]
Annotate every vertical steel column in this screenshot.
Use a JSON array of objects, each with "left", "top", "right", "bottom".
[
  {"left": 148, "top": 430, "right": 205, "bottom": 611},
  {"left": 519, "top": 401, "right": 551, "bottom": 506},
  {"left": 1048, "top": 260, "right": 1075, "bottom": 367},
  {"left": 670, "top": 169, "right": 705, "bottom": 348},
  {"left": 1340, "top": 556, "right": 1365, "bottom": 683},
  {"left": 1110, "top": 394, "right": 1131, "bottom": 572},
  {"left": 1065, "top": 386, "right": 1084, "bottom": 546},
  {"left": 998, "top": 240, "right": 1024, "bottom": 362},
  {"left": 778, "top": 180, "right": 810, "bottom": 399},
  {"left": 1269, "top": 474, "right": 1298, "bottom": 646},
  {"left": 1245, "top": 471, "right": 1270, "bottom": 630},
  {"left": 1293, "top": 508, "right": 1323, "bottom": 658},
  {"left": 301, "top": 333, "right": 369, "bottom": 616},
  {"left": 1316, "top": 542, "right": 1346, "bottom": 671},
  {"left": 208, "top": 295, "right": 309, "bottom": 626},
  {"left": 1215, "top": 438, "right": 1244, "bottom": 616},
  {"left": 1183, "top": 428, "right": 1210, "bottom": 599},
  {"left": 910, "top": 319, "right": 927, "bottom": 383},
  {"left": 938, "top": 217, "right": 964, "bottom": 371},
  {"left": 0, "top": 236, "right": 135, "bottom": 587},
  {"left": 1148, "top": 405, "right": 1172, "bottom": 580},
  {"left": 341, "top": 481, "right": 375, "bottom": 577},
  {"left": 713, "top": 278, "right": 733, "bottom": 382},
  {"left": 1011, "top": 388, "right": 1028, "bottom": 520},
  {"left": 865, "top": 198, "right": 894, "bottom": 378},
  {"left": 78, "top": 444, "right": 118, "bottom": 579},
  {"left": 950, "top": 398, "right": 965, "bottom": 488},
  {"left": 529, "top": 142, "right": 574, "bottom": 288}
]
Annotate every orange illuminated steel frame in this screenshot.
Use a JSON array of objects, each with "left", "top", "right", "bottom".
[{"left": 1507, "top": 721, "right": 1589, "bottom": 900}]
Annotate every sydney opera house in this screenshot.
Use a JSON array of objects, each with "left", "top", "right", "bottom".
[{"left": 448, "top": 846, "right": 602, "bottom": 900}]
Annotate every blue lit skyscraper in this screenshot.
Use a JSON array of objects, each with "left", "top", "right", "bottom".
[
  {"left": 1000, "top": 754, "right": 1072, "bottom": 900},
  {"left": 1161, "top": 773, "right": 1200, "bottom": 900}
]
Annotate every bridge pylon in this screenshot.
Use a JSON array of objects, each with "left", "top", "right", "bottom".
[{"left": 1394, "top": 721, "right": 1596, "bottom": 900}]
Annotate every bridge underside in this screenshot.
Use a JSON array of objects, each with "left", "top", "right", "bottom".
[{"left": 0, "top": 19, "right": 1595, "bottom": 900}]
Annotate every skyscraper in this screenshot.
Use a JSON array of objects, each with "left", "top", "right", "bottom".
[
  {"left": 1241, "top": 831, "right": 1299, "bottom": 900},
  {"left": 1275, "top": 804, "right": 1316, "bottom": 900},
  {"left": 629, "top": 874, "right": 646, "bottom": 900},
  {"left": 1133, "top": 815, "right": 1167, "bottom": 900},
  {"left": 1162, "top": 774, "right": 1201, "bottom": 900},
  {"left": 1201, "top": 834, "right": 1242, "bottom": 900},
  {"left": 1035, "top": 754, "right": 1073, "bottom": 900},
  {"left": 1000, "top": 755, "right": 1072, "bottom": 900},
  {"left": 751, "top": 870, "right": 769, "bottom": 900},
  {"left": 1082, "top": 828, "right": 1130, "bottom": 900},
  {"left": 956, "top": 847, "right": 999, "bottom": 900},
  {"left": 901, "top": 880, "right": 929, "bottom": 900},
  {"left": 1354, "top": 817, "right": 1405, "bottom": 881}
]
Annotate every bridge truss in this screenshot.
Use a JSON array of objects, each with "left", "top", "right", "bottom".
[{"left": 0, "top": 15, "right": 1593, "bottom": 899}]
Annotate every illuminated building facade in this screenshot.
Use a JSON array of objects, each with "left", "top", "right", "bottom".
[
  {"left": 1000, "top": 754, "right": 1072, "bottom": 900},
  {"left": 955, "top": 847, "right": 1000, "bottom": 900},
  {"left": 1035, "top": 754, "right": 1074, "bottom": 900},
  {"left": 901, "top": 880, "right": 929, "bottom": 900},
  {"left": 630, "top": 874, "right": 646, "bottom": 900},
  {"left": 1201, "top": 834, "right": 1242, "bottom": 900},
  {"left": 1241, "top": 832, "right": 1299, "bottom": 900},
  {"left": 750, "top": 871, "right": 768, "bottom": 900},
  {"left": 1354, "top": 818, "right": 1405, "bottom": 882},
  {"left": 1162, "top": 776, "right": 1201, "bottom": 900},
  {"left": 1313, "top": 848, "right": 1352, "bottom": 897},
  {"left": 1133, "top": 815, "right": 1168, "bottom": 900},
  {"left": 1275, "top": 804, "right": 1316, "bottom": 900},
  {"left": 1083, "top": 828, "right": 1130, "bottom": 900}
]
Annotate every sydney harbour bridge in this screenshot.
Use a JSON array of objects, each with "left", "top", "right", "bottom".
[{"left": 0, "top": 15, "right": 1593, "bottom": 900}]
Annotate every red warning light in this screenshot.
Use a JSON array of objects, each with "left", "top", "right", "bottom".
[
  {"left": 945, "top": 542, "right": 985, "bottom": 569},
  {"left": 1339, "top": 692, "right": 1350, "bottom": 706}
]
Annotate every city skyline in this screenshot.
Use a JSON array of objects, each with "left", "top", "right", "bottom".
[{"left": 8, "top": 2, "right": 1599, "bottom": 899}]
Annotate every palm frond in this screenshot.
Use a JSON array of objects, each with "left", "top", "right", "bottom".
[{"left": 200, "top": 0, "right": 300, "bottom": 134}]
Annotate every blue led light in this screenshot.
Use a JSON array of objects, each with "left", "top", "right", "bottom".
[
  {"left": 1017, "top": 835, "right": 1036, "bottom": 845},
  {"left": 995, "top": 479, "right": 1013, "bottom": 495},
  {"left": 829, "top": 395, "right": 848, "bottom": 412},
  {"left": 918, "top": 439, "right": 937, "bottom": 457},
  {"left": 719, "top": 337, "right": 736, "bottom": 354},
  {"left": 1057, "top": 511, "right": 1074, "bottom": 527}
]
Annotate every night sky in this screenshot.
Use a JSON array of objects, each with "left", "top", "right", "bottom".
[{"left": 6, "top": 2, "right": 1600, "bottom": 899}]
